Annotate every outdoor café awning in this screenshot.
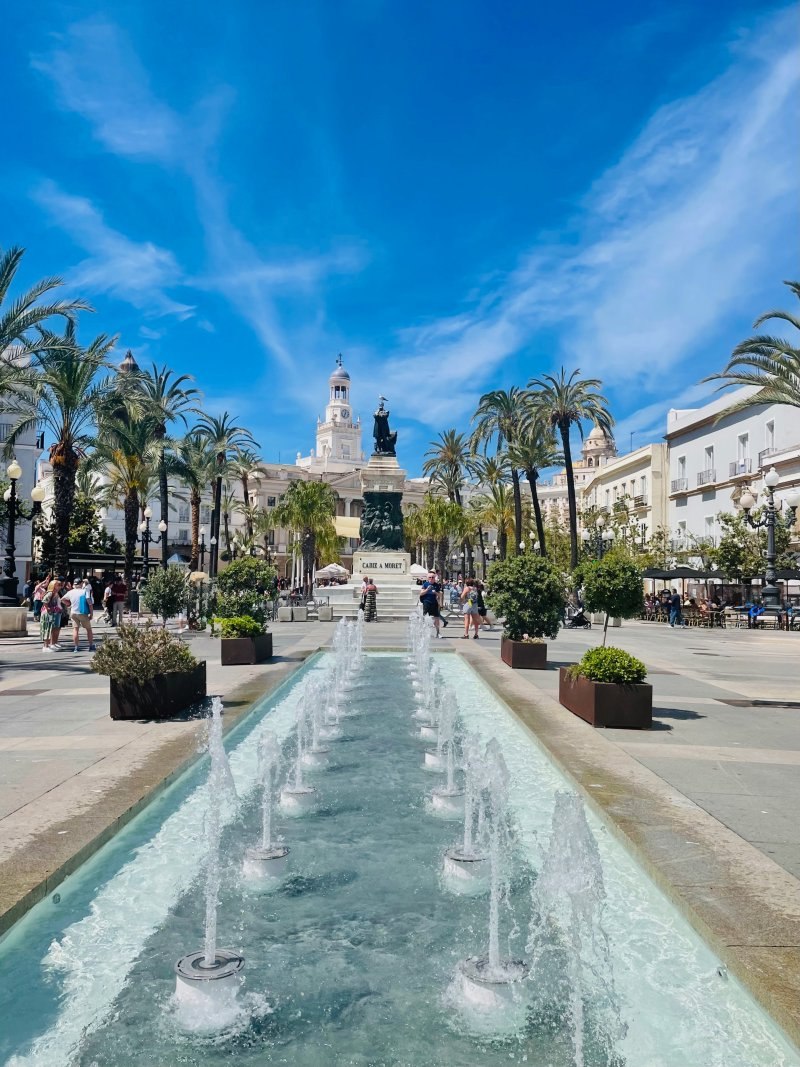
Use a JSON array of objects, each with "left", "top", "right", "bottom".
[{"left": 334, "top": 516, "right": 361, "bottom": 539}]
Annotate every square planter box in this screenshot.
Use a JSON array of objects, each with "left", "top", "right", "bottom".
[
  {"left": 220, "top": 633, "right": 273, "bottom": 665},
  {"left": 558, "top": 667, "right": 652, "bottom": 729},
  {"left": 110, "top": 661, "right": 207, "bottom": 721},
  {"left": 318, "top": 605, "right": 333, "bottom": 622},
  {"left": 293, "top": 606, "right": 308, "bottom": 622},
  {"left": 277, "top": 606, "right": 293, "bottom": 622},
  {"left": 501, "top": 636, "right": 547, "bottom": 670}
]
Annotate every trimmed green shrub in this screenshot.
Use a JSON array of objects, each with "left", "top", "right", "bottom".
[
  {"left": 486, "top": 553, "right": 566, "bottom": 641},
  {"left": 219, "top": 615, "right": 264, "bottom": 639},
  {"left": 580, "top": 556, "right": 643, "bottom": 644},
  {"left": 139, "top": 567, "right": 188, "bottom": 625},
  {"left": 570, "top": 646, "right": 647, "bottom": 685},
  {"left": 214, "top": 557, "right": 276, "bottom": 628},
  {"left": 92, "top": 624, "right": 197, "bottom": 683}
]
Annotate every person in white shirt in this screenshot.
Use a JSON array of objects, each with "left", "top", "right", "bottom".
[{"left": 62, "top": 579, "right": 96, "bottom": 652}]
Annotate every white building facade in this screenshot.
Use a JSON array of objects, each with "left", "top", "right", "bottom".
[
  {"left": 537, "top": 425, "right": 617, "bottom": 525},
  {"left": 666, "top": 388, "right": 800, "bottom": 551},
  {"left": 581, "top": 443, "right": 669, "bottom": 542}
]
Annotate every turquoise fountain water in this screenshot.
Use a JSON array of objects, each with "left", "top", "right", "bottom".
[{"left": 0, "top": 612, "right": 797, "bottom": 1066}]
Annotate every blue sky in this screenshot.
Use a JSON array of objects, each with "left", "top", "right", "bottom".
[{"left": 5, "top": 1, "right": 799, "bottom": 473}]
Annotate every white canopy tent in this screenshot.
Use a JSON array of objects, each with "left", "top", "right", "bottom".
[
  {"left": 409, "top": 563, "right": 428, "bottom": 578},
  {"left": 316, "top": 563, "right": 350, "bottom": 580}
]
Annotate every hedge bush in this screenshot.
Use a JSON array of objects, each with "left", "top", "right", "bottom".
[
  {"left": 580, "top": 556, "right": 643, "bottom": 644},
  {"left": 92, "top": 625, "right": 197, "bottom": 683},
  {"left": 570, "top": 646, "right": 647, "bottom": 685},
  {"left": 139, "top": 567, "right": 188, "bottom": 625},
  {"left": 486, "top": 553, "right": 566, "bottom": 641},
  {"left": 219, "top": 615, "right": 264, "bottom": 639}
]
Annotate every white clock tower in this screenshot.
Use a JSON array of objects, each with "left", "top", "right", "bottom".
[{"left": 296, "top": 355, "right": 363, "bottom": 472}]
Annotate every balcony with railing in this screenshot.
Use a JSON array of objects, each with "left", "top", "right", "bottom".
[
  {"left": 671, "top": 478, "right": 688, "bottom": 493},
  {"left": 758, "top": 447, "right": 777, "bottom": 468},
  {"left": 697, "top": 469, "right": 717, "bottom": 487},
  {"left": 729, "top": 459, "right": 752, "bottom": 478},
  {"left": 632, "top": 494, "right": 648, "bottom": 508}
]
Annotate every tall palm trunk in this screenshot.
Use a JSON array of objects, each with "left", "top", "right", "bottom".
[
  {"left": 425, "top": 539, "right": 435, "bottom": 570},
  {"left": 525, "top": 467, "right": 547, "bottom": 557},
  {"left": 499, "top": 529, "right": 508, "bottom": 560},
  {"left": 511, "top": 469, "right": 523, "bottom": 554},
  {"left": 190, "top": 489, "right": 201, "bottom": 570},
  {"left": 303, "top": 530, "right": 315, "bottom": 595},
  {"left": 559, "top": 421, "right": 579, "bottom": 568},
  {"left": 436, "top": 538, "right": 448, "bottom": 579},
  {"left": 123, "top": 488, "right": 139, "bottom": 602},
  {"left": 51, "top": 452, "right": 78, "bottom": 576},
  {"left": 157, "top": 429, "right": 169, "bottom": 570},
  {"left": 210, "top": 462, "right": 223, "bottom": 575},
  {"left": 223, "top": 508, "right": 231, "bottom": 557},
  {"left": 476, "top": 525, "right": 486, "bottom": 572},
  {"left": 241, "top": 474, "right": 252, "bottom": 538}
]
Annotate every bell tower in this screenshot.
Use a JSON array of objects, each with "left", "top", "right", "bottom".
[{"left": 314, "top": 355, "right": 362, "bottom": 466}]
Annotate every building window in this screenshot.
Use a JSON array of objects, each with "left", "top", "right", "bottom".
[
  {"left": 704, "top": 516, "right": 715, "bottom": 538},
  {"left": 200, "top": 505, "right": 212, "bottom": 524},
  {"left": 177, "top": 528, "right": 189, "bottom": 543},
  {"left": 605, "top": 489, "right": 610, "bottom": 509},
  {"left": 737, "top": 433, "right": 749, "bottom": 461},
  {"left": 765, "top": 420, "right": 775, "bottom": 451},
  {"left": 678, "top": 456, "right": 686, "bottom": 478},
  {"left": 341, "top": 444, "right": 351, "bottom": 459},
  {"left": 0, "top": 422, "right": 12, "bottom": 442},
  {"left": 587, "top": 457, "right": 593, "bottom": 467},
  {"left": 178, "top": 506, "right": 190, "bottom": 523},
  {"left": 267, "top": 496, "right": 276, "bottom": 508},
  {"left": 704, "top": 445, "right": 714, "bottom": 470},
  {"left": 640, "top": 475, "right": 646, "bottom": 496}
]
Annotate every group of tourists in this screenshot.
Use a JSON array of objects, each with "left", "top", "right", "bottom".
[
  {"left": 417, "top": 571, "right": 489, "bottom": 639},
  {"left": 25, "top": 573, "right": 128, "bottom": 652}
]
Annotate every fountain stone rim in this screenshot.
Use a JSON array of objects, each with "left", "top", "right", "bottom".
[{"left": 175, "top": 948, "right": 245, "bottom": 982}]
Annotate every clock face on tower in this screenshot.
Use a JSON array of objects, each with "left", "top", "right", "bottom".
[{"left": 341, "top": 408, "right": 349, "bottom": 420}]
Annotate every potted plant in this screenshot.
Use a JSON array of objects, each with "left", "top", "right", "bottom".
[
  {"left": 139, "top": 567, "right": 189, "bottom": 626},
  {"left": 93, "top": 625, "right": 206, "bottom": 720},
  {"left": 213, "top": 557, "right": 275, "bottom": 631},
  {"left": 578, "top": 556, "right": 644, "bottom": 645},
  {"left": 219, "top": 615, "right": 273, "bottom": 665},
  {"left": 485, "top": 554, "right": 566, "bottom": 669},
  {"left": 559, "top": 646, "right": 652, "bottom": 728}
]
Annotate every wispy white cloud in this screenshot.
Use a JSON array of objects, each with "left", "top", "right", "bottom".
[
  {"left": 388, "top": 7, "right": 799, "bottom": 427},
  {"left": 32, "top": 17, "right": 179, "bottom": 161},
  {"left": 32, "top": 180, "right": 195, "bottom": 319},
  {"left": 32, "top": 18, "right": 365, "bottom": 374}
]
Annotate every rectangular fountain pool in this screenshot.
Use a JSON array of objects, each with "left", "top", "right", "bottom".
[{"left": 0, "top": 651, "right": 797, "bottom": 1066}]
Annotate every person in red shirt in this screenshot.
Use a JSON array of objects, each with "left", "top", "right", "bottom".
[{"left": 110, "top": 575, "right": 127, "bottom": 627}]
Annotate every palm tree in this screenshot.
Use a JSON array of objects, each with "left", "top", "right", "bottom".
[
  {"left": 704, "top": 280, "right": 800, "bottom": 411},
  {"left": 194, "top": 413, "right": 257, "bottom": 575},
  {"left": 227, "top": 449, "right": 267, "bottom": 539},
  {"left": 5, "top": 324, "right": 116, "bottom": 575},
  {"left": 529, "top": 368, "right": 613, "bottom": 568},
  {"left": 507, "top": 425, "right": 562, "bottom": 557},
  {"left": 89, "top": 415, "right": 159, "bottom": 595},
  {"left": 132, "top": 364, "right": 199, "bottom": 570},
  {"left": 173, "top": 433, "right": 216, "bottom": 570},
  {"left": 0, "top": 246, "right": 90, "bottom": 371},
  {"left": 273, "top": 480, "right": 338, "bottom": 594},
  {"left": 471, "top": 482, "right": 515, "bottom": 560},
  {"left": 470, "top": 387, "right": 529, "bottom": 552},
  {"left": 423, "top": 429, "right": 470, "bottom": 505}
]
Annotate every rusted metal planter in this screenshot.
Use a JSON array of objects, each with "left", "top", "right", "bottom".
[
  {"left": 110, "top": 661, "right": 207, "bottom": 720},
  {"left": 558, "top": 667, "right": 652, "bottom": 729},
  {"left": 220, "top": 633, "right": 273, "bottom": 666},
  {"left": 500, "top": 637, "right": 547, "bottom": 670}
]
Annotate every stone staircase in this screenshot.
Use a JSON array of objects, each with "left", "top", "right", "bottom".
[{"left": 325, "top": 575, "right": 420, "bottom": 620}]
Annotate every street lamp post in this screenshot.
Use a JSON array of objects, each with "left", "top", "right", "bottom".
[
  {"left": 739, "top": 468, "right": 800, "bottom": 612},
  {"left": 199, "top": 526, "right": 207, "bottom": 572},
  {"left": 30, "top": 483, "right": 45, "bottom": 570},
  {"left": 139, "top": 506, "right": 168, "bottom": 581},
  {"left": 209, "top": 536, "right": 218, "bottom": 578},
  {"left": 0, "top": 460, "right": 23, "bottom": 606},
  {"left": 581, "top": 515, "right": 614, "bottom": 560}
]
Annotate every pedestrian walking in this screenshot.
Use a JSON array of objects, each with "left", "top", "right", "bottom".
[
  {"left": 40, "top": 579, "right": 64, "bottom": 651},
  {"left": 363, "top": 578, "right": 378, "bottom": 622},
  {"left": 32, "top": 574, "right": 50, "bottom": 622},
  {"left": 460, "top": 579, "right": 481, "bottom": 639},
  {"left": 419, "top": 571, "right": 447, "bottom": 637},
  {"left": 668, "top": 588, "right": 683, "bottom": 628},
  {"left": 62, "top": 579, "right": 97, "bottom": 652},
  {"left": 475, "top": 579, "right": 491, "bottom": 630},
  {"left": 110, "top": 574, "right": 127, "bottom": 627}
]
